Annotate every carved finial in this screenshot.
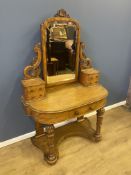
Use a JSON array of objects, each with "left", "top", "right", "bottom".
[{"left": 54, "top": 9, "right": 70, "bottom": 18}]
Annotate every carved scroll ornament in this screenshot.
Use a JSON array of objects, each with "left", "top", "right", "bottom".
[
  {"left": 79, "top": 42, "right": 92, "bottom": 69},
  {"left": 24, "top": 43, "right": 41, "bottom": 79}
]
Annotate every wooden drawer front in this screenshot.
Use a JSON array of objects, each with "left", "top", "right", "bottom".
[
  {"left": 69, "top": 106, "right": 88, "bottom": 118},
  {"left": 69, "top": 99, "right": 106, "bottom": 118},
  {"left": 79, "top": 68, "right": 99, "bottom": 86},
  {"left": 21, "top": 78, "right": 46, "bottom": 101},
  {"left": 34, "top": 98, "right": 106, "bottom": 124}
]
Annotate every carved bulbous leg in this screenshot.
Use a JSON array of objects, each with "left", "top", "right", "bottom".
[
  {"left": 31, "top": 122, "right": 47, "bottom": 157},
  {"left": 45, "top": 125, "right": 58, "bottom": 165},
  {"left": 95, "top": 108, "right": 105, "bottom": 142},
  {"left": 35, "top": 122, "right": 44, "bottom": 137}
]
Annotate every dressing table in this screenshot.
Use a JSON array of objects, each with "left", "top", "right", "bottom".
[{"left": 21, "top": 9, "right": 108, "bottom": 165}]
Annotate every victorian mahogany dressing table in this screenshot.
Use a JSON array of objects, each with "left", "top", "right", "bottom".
[{"left": 21, "top": 9, "right": 108, "bottom": 165}]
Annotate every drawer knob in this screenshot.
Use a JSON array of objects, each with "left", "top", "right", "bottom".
[
  {"left": 74, "top": 111, "right": 79, "bottom": 115},
  {"left": 89, "top": 106, "right": 93, "bottom": 110}
]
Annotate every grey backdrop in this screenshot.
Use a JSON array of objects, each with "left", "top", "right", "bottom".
[{"left": 0, "top": 0, "right": 131, "bottom": 141}]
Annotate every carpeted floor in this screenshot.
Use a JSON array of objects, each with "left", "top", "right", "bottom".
[{"left": 0, "top": 106, "right": 131, "bottom": 175}]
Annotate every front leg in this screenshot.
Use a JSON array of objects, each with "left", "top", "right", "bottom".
[
  {"left": 45, "top": 125, "right": 58, "bottom": 165},
  {"left": 35, "top": 122, "right": 44, "bottom": 137},
  {"left": 95, "top": 108, "right": 105, "bottom": 142}
]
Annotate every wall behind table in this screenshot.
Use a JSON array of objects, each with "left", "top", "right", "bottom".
[{"left": 0, "top": 0, "right": 131, "bottom": 141}]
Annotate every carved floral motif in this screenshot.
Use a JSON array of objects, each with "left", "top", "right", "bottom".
[{"left": 54, "top": 9, "right": 70, "bottom": 18}]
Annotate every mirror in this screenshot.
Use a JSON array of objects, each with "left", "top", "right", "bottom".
[
  {"left": 46, "top": 21, "right": 77, "bottom": 84},
  {"left": 41, "top": 15, "right": 80, "bottom": 86}
]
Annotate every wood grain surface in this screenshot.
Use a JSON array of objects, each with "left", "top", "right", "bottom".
[
  {"left": 0, "top": 106, "right": 131, "bottom": 175},
  {"left": 29, "top": 83, "right": 107, "bottom": 112}
]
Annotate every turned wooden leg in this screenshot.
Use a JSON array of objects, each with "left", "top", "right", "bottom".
[
  {"left": 45, "top": 125, "right": 58, "bottom": 165},
  {"left": 31, "top": 122, "right": 47, "bottom": 156},
  {"left": 35, "top": 122, "right": 44, "bottom": 137},
  {"left": 77, "top": 116, "right": 85, "bottom": 122},
  {"left": 95, "top": 108, "right": 105, "bottom": 142}
]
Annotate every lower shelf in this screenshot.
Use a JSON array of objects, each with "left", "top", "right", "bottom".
[{"left": 31, "top": 118, "right": 99, "bottom": 164}]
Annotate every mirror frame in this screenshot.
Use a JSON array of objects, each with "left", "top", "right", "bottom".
[{"left": 41, "top": 16, "right": 80, "bottom": 87}]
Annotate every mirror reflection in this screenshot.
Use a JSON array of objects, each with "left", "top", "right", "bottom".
[{"left": 46, "top": 21, "right": 77, "bottom": 84}]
